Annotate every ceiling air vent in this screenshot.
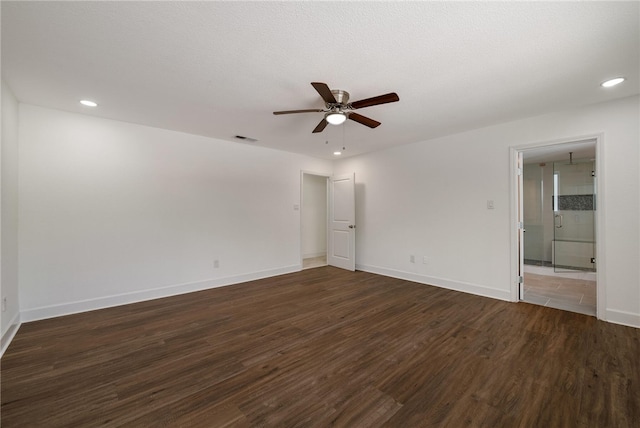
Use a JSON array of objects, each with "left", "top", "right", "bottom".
[{"left": 234, "top": 135, "right": 258, "bottom": 143}]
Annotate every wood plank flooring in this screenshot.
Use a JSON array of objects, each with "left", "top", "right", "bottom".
[{"left": 2, "top": 267, "right": 639, "bottom": 427}]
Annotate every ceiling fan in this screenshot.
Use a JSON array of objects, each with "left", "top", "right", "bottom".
[{"left": 273, "top": 82, "right": 399, "bottom": 133}]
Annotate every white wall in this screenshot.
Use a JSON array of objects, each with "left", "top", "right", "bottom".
[
  {"left": 335, "top": 95, "right": 640, "bottom": 327},
  {"left": 10, "top": 96, "right": 640, "bottom": 329},
  {"left": 302, "top": 174, "right": 327, "bottom": 258},
  {"left": 1, "top": 80, "right": 21, "bottom": 350},
  {"left": 18, "top": 105, "right": 332, "bottom": 320}
]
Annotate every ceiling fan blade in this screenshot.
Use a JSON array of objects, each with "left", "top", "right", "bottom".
[
  {"left": 273, "top": 109, "right": 324, "bottom": 115},
  {"left": 312, "top": 118, "right": 328, "bottom": 133},
  {"left": 350, "top": 92, "right": 399, "bottom": 109},
  {"left": 311, "top": 82, "right": 337, "bottom": 104},
  {"left": 348, "top": 112, "right": 381, "bottom": 128}
]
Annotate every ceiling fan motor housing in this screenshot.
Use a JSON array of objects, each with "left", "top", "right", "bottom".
[{"left": 330, "top": 89, "right": 350, "bottom": 106}]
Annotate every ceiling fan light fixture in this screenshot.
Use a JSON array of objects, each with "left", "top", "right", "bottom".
[{"left": 326, "top": 112, "right": 347, "bottom": 125}]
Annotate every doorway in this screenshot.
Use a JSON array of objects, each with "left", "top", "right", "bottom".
[
  {"left": 301, "top": 172, "right": 329, "bottom": 269},
  {"left": 514, "top": 138, "right": 601, "bottom": 317}
]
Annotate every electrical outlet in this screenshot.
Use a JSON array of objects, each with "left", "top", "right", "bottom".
[
  {"left": 410, "top": 255, "right": 415, "bottom": 263},
  {"left": 423, "top": 256, "right": 429, "bottom": 265},
  {"left": 214, "top": 259, "right": 220, "bottom": 268}
]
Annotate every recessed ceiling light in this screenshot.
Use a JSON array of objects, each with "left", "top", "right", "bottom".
[
  {"left": 601, "top": 77, "right": 625, "bottom": 88},
  {"left": 80, "top": 100, "right": 98, "bottom": 107},
  {"left": 333, "top": 151, "right": 342, "bottom": 156}
]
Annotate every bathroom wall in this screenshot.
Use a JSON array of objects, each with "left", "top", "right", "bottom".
[
  {"left": 524, "top": 159, "right": 595, "bottom": 269},
  {"left": 523, "top": 163, "right": 554, "bottom": 264},
  {"left": 552, "top": 160, "right": 596, "bottom": 270}
]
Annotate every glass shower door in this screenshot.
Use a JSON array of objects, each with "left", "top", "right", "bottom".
[{"left": 552, "top": 160, "right": 596, "bottom": 272}]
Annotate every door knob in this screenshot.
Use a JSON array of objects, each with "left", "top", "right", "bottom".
[{"left": 348, "top": 225, "right": 356, "bottom": 229}]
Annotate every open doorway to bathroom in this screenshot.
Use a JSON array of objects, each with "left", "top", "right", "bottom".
[
  {"left": 301, "top": 172, "right": 329, "bottom": 269},
  {"left": 519, "top": 139, "right": 597, "bottom": 316}
]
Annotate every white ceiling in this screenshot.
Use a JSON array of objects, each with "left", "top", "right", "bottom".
[{"left": 2, "top": 1, "right": 638, "bottom": 160}]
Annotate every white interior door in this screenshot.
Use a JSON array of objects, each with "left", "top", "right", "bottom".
[
  {"left": 517, "top": 151, "right": 525, "bottom": 299},
  {"left": 328, "top": 173, "right": 355, "bottom": 271}
]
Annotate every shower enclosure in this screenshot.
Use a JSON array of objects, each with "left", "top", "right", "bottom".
[{"left": 523, "top": 158, "right": 596, "bottom": 272}]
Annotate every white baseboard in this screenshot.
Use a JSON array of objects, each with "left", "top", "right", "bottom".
[
  {"left": 20, "top": 264, "right": 301, "bottom": 323},
  {"left": 1, "top": 312, "right": 21, "bottom": 358},
  {"left": 356, "top": 264, "right": 512, "bottom": 302},
  {"left": 14, "top": 263, "right": 638, "bottom": 332},
  {"left": 303, "top": 252, "right": 326, "bottom": 259},
  {"left": 605, "top": 309, "right": 640, "bottom": 329}
]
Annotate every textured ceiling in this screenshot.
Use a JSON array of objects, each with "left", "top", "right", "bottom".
[{"left": 2, "top": 1, "right": 638, "bottom": 159}]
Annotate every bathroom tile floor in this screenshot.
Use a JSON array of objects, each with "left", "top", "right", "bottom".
[{"left": 523, "top": 272, "right": 596, "bottom": 316}]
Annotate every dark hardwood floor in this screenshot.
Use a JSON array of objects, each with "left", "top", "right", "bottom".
[{"left": 2, "top": 267, "right": 639, "bottom": 427}]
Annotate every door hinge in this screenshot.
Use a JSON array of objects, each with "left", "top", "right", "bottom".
[
  {"left": 518, "top": 276, "right": 524, "bottom": 284},
  {"left": 517, "top": 222, "right": 524, "bottom": 230},
  {"left": 517, "top": 168, "right": 522, "bottom": 176}
]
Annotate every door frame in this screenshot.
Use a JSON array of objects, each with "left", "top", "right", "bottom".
[
  {"left": 300, "top": 171, "right": 330, "bottom": 269},
  {"left": 509, "top": 134, "right": 605, "bottom": 320}
]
